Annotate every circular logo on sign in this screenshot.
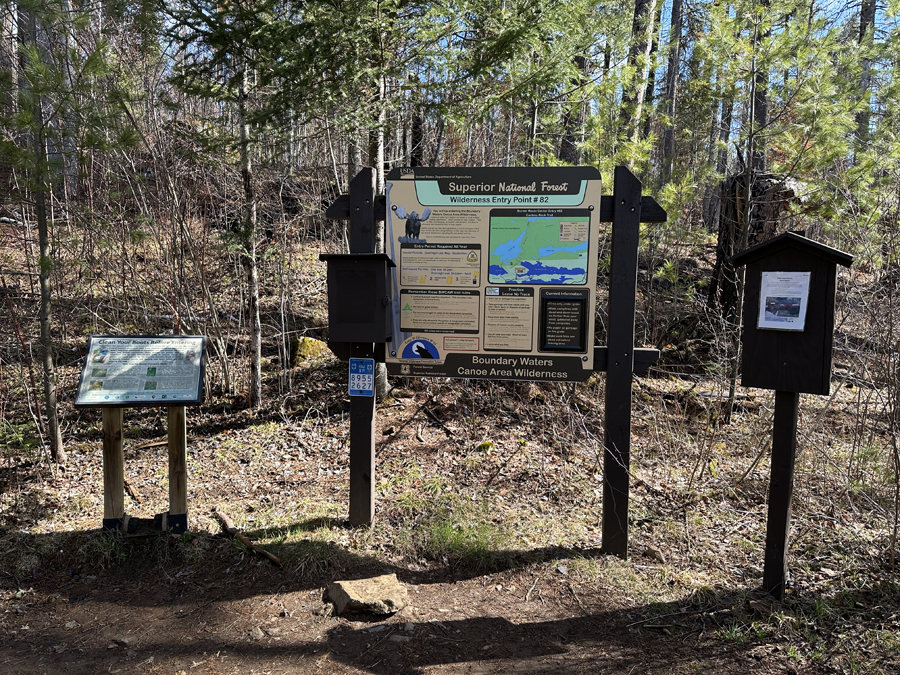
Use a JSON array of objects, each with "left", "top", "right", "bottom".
[{"left": 401, "top": 339, "right": 439, "bottom": 360}]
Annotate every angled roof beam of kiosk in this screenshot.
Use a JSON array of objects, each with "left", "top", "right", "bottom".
[{"left": 327, "top": 194, "right": 668, "bottom": 224}]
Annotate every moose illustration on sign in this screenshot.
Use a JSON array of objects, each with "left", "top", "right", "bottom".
[{"left": 395, "top": 205, "right": 431, "bottom": 242}]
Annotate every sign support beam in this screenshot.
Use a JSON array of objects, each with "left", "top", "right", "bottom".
[
  {"left": 763, "top": 390, "right": 800, "bottom": 599},
  {"left": 167, "top": 406, "right": 189, "bottom": 534},
  {"left": 602, "top": 166, "right": 642, "bottom": 558},
  {"left": 102, "top": 407, "right": 125, "bottom": 530},
  {"left": 348, "top": 168, "right": 377, "bottom": 527}
]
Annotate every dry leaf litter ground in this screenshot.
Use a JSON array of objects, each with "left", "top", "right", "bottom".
[{"left": 1, "top": 233, "right": 899, "bottom": 674}]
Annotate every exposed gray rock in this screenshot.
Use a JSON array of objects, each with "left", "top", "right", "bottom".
[{"left": 327, "top": 574, "right": 409, "bottom": 616}]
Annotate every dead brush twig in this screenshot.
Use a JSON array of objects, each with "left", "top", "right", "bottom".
[{"left": 212, "top": 506, "right": 283, "bottom": 568}]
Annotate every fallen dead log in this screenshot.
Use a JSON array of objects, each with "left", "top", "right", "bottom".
[{"left": 212, "top": 506, "right": 284, "bottom": 568}]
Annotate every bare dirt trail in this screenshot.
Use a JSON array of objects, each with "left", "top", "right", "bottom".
[{"left": 1, "top": 537, "right": 809, "bottom": 675}]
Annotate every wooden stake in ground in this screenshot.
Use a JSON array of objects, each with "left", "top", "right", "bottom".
[
  {"left": 212, "top": 506, "right": 283, "bottom": 567},
  {"left": 102, "top": 408, "right": 125, "bottom": 530}
]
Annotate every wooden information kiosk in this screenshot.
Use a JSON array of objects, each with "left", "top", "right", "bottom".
[{"left": 733, "top": 232, "right": 853, "bottom": 598}]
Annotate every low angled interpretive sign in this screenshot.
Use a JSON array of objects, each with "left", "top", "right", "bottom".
[{"left": 74, "top": 335, "right": 206, "bottom": 407}]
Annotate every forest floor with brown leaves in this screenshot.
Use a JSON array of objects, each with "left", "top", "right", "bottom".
[
  {"left": 3, "top": 352, "right": 900, "bottom": 675},
  {"left": 1, "top": 222, "right": 899, "bottom": 673}
]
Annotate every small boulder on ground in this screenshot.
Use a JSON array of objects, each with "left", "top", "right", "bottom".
[{"left": 326, "top": 574, "right": 409, "bottom": 615}]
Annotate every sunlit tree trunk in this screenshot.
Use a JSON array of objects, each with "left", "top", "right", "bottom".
[
  {"left": 661, "top": 0, "right": 683, "bottom": 183},
  {"left": 619, "top": 0, "right": 659, "bottom": 154},
  {"left": 22, "top": 8, "right": 66, "bottom": 463},
  {"left": 373, "top": 75, "right": 390, "bottom": 398},
  {"left": 641, "top": 1, "right": 664, "bottom": 141},
  {"left": 855, "top": 0, "right": 876, "bottom": 146},
  {"left": 1, "top": 2, "right": 17, "bottom": 116},
  {"left": 410, "top": 102, "right": 424, "bottom": 167},
  {"left": 238, "top": 66, "right": 262, "bottom": 408},
  {"left": 558, "top": 55, "right": 588, "bottom": 165},
  {"left": 750, "top": 2, "right": 769, "bottom": 173},
  {"left": 348, "top": 126, "right": 361, "bottom": 190}
]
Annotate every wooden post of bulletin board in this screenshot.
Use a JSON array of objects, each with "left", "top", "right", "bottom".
[{"left": 731, "top": 233, "right": 853, "bottom": 598}]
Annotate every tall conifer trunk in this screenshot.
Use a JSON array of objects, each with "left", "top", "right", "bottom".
[
  {"left": 750, "top": 2, "right": 770, "bottom": 173},
  {"left": 558, "top": 55, "right": 588, "bottom": 165},
  {"left": 661, "top": 0, "right": 682, "bottom": 183},
  {"left": 856, "top": 0, "right": 876, "bottom": 146},
  {"left": 373, "top": 75, "right": 389, "bottom": 398},
  {"left": 619, "top": 0, "right": 658, "bottom": 154},
  {"left": 641, "top": 1, "right": 664, "bottom": 141}
]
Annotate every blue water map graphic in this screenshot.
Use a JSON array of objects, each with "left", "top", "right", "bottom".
[{"left": 489, "top": 215, "right": 588, "bottom": 284}]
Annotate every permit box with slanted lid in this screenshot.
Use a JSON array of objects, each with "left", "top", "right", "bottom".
[{"left": 319, "top": 253, "right": 395, "bottom": 343}]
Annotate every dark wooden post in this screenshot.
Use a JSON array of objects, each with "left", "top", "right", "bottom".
[
  {"left": 348, "top": 168, "right": 377, "bottom": 526},
  {"left": 101, "top": 407, "right": 125, "bottom": 530},
  {"left": 763, "top": 390, "right": 800, "bottom": 598},
  {"left": 602, "top": 166, "right": 642, "bottom": 557},
  {"left": 167, "top": 406, "right": 188, "bottom": 533}
]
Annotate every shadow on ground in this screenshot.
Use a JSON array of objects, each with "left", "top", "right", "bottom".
[{"left": 0, "top": 524, "right": 795, "bottom": 675}]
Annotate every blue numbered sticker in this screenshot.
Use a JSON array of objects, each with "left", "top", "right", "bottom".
[{"left": 349, "top": 358, "right": 375, "bottom": 397}]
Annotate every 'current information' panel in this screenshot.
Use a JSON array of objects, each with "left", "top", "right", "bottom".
[{"left": 384, "top": 167, "right": 601, "bottom": 382}]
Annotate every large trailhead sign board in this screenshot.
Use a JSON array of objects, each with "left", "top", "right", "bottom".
[{"left": 384, "top": 166, "right": 602, "bottom": 382}]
